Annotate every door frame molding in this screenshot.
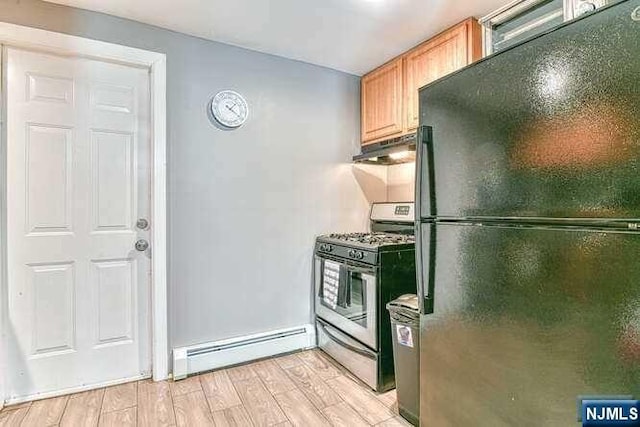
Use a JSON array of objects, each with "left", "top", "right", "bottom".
[{"left": 0, "top": 22, "right": 169, "bottom": 406}]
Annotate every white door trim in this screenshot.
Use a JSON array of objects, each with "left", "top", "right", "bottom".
[
  {"left": 0, "top": 46, "right": 5, "bottom": 411},
  {"left": 0, "top": 22, "right": 168, "bottom": 407}
]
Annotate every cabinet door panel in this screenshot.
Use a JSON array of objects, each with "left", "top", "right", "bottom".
[
  {"left": 406, "top": 26, "right": 468, "bottom": 131},
  {"left": 361, "top": 58, "right": 403, "bottom": 144},
  {"left": 406, "top": 19, "right": 481, "bottom": 131}
]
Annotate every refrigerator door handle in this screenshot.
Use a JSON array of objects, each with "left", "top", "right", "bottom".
[
  {"left": 415, "top": 221, "right": 425, "bottom": 314},
  {"left": 415, "top": 125, "right": 436, "bottom": 220},
  {"left": 415, "top": 126, "right": 424, "bottom": 220},
  {"left": 415, "top": 221, "right": 435, "bottom": 315}
]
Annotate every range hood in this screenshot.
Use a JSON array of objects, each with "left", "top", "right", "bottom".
[{"left": 353, "top": 133, "right": 416, "bottom": 165}]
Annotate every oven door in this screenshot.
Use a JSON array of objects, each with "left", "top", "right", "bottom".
[{"left": 314, "top": 255, "right": 378, "bottom": 350}]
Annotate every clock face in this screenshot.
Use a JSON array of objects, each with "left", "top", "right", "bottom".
[{"left": 210, "top": 90, "right": 249, "bottom": 128}]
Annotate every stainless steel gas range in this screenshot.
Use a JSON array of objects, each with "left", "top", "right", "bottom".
[{"left": 314, "top": 202, "right": 416, "bottom": 392}]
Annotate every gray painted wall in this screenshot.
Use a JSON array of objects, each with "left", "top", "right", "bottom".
[{"left": 0, "top": 0, "right": 372, "bottom": 350}]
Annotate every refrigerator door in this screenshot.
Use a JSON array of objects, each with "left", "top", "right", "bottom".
[
  {"left": 420, "top": 222, "right": 640, "bottom": 425},
  {"left": 418, "top": 0, "right": 640, "bottom": 222}
]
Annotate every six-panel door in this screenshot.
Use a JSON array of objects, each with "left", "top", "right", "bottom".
[{"left": 5, "top": 47, "right": 151, "bottom": 400}]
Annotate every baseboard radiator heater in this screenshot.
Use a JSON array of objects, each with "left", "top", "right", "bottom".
[{"left": 172, "top": 324, "right": 316, "bottom": 380}]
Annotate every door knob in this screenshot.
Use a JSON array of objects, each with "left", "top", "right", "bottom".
[
  {"left": 135, "top": 239, "right": 149, "bottom": 251},
  {"left": 136, "top": 218, "right": 149, "bottom": 230}
]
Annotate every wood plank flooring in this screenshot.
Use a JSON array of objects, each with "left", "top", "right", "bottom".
[{"left": 0, "top": 349, "right": 412, "bottom": 427}]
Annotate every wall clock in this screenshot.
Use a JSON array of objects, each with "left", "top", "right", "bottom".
[{"left": 210, "top": 90, "right": 249, "bottom": 129}]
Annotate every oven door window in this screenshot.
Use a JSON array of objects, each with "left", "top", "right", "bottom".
[{"left": 320, "top": 260, "right": 373, "bottom": 328}]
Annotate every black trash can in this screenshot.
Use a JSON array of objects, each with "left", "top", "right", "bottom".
[{"left": 387, "top": 294, "right": 420, "bottom": 426}]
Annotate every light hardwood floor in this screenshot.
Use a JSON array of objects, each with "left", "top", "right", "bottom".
[{"left": 0, "top": 349, "right": 412, "bottom": 427}]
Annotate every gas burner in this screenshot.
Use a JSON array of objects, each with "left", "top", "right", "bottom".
[{"left": 324, "top": 232, "right": 415, "bottom": 246}]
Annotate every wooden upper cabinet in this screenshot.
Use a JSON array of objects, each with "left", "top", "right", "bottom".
[
  {"left": 360, "top": 18, "right": 482, "bottom": 144},
  {"left": 405, "top": 18, "right": 482, "bottom": 131},
  {"left": 361, "top": 57, "right": 404, "bottom": 144}
]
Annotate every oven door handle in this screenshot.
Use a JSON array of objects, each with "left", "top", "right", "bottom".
[{"left": 317, "top": 319, "right": 376, "bottom": 360}]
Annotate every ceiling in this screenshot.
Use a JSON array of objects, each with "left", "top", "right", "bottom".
[{"left": 45, "top": 0, "right": 508, "bottom": 75}]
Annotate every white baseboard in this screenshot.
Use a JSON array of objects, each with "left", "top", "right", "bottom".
[{"left": 173, "top": 324, "right": 316, "bottom": 380}]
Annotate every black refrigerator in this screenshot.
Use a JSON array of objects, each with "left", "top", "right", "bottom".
[{"left": 415, "top": 0, "right": 640, "bottom": 425}]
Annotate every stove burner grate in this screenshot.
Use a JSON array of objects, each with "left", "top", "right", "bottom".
[{"left": 325, "top": 232, "right": 414, "bottom": 245}]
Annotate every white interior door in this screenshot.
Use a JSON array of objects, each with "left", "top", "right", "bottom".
[{"left": 5, "top": 47, "right": 151, "bottom": 400}]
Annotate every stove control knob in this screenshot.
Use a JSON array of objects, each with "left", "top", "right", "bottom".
[
  {"left": 348, "top": 250, "right": 355, "bottom": 258},
  {"left": 326, "top": 245, "right": 333, "bottom": 252},
  {"left": 356, "top": 251, "right": 364, "bottom": 260}
]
